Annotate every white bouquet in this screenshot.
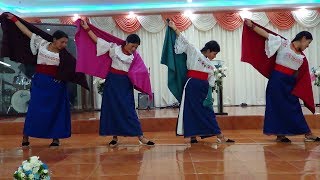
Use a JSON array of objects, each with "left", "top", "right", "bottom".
[
  {"left": 213, "top": 65, "right": 227, "bottom": 90},
  {"left": 311, "top": 66, "right": 320, "bottom": 86},
  {"left": 13, "top": 156, "right": 50, "bottom": 180},
  {"left": 93, "top": 77, "right": 106, "bottom": 94}
]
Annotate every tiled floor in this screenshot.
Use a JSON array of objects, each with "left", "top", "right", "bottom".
[{"left": 1, "top": 130, "right": 320, "bottom": 180}]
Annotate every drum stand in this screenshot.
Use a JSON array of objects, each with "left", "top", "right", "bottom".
[{"left": 6, "top": 105, "right": 12, "bottom": 114}]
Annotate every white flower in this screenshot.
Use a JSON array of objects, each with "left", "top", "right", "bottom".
[
  {"left": 21, "top": 173, "right": 26, "bottom": 178},
  {"left": 223, "top": 67, "right": 228, "bottom": 71},
  {"left": 29, "top": 174, "right": 34, "bottom": 179},
  {"left": 93, "top": 77, "right": 102, "bottom": 84},
  {"left": 43, "top": 169, "right": 48, "bottom": 174},
  {"left": 33, "top": 167, "right": 40, "bottom": 174},
  {"left": 213, "top": 69, "right": 217, "bottom": 72},
  {"left": 30, "top": 156, "right": 39, "bottom": 164},
  {"left": 30, "top": 162, "right": 40, "bottom": 169},
  {"left": 218, "top": 67, "right": 222, "bottom": 71},
  {"left": 99, "top": 79, "right": 105, "bottom": 84},
  {"left": 217, "top": 73, "right": 222, "bottom": 78},
  {"left": 18, "top": 167, "right": 23, "bottom": 172},
  {"left": 23, "top": 163, "right": 32, "bottom": 171},
  {"left": 316, "top": 71, "right": 320, "bottom": 76}
]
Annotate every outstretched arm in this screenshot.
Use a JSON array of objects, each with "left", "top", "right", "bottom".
[
  {"left": 80, "top": 20, "right": 98, "bottom": 43},
  {"left": 6, "top": 13, "right": 32, "bottom": 39},
  {"left": 167, "top": 20, "right": 181, "bottom": 36},
  {"left": 244, "top": 19, "right": 269, "bottom": 39}
]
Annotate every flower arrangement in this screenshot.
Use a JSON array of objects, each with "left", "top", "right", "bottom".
[
  {"left": 93, "top": 77, "right": 106, "bottom": 94},
  {"left": 13, "top": 156, "right": 50, "bottom": 180},
  {"left": 213, "top": 64, "right": 227, "bottom": 90},
  {"left": 311, "top": 66, "right": 320, "bottom": 86}
]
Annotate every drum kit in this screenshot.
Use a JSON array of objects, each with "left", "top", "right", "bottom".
[{"left": 1, "top": 65, "right": 31, "bottom": 114}]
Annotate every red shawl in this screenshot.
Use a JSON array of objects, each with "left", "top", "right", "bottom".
[{"left": 241, "top": 22, "right": 315, "bottom": 113}]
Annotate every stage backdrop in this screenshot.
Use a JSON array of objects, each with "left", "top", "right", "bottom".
[{"left": 16, "top": 10, "right": 320, "bottom": 108}]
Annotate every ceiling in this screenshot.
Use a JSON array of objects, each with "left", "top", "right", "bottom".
[{"left": 1, "top": 0, "right": 320, "bottom": 17}]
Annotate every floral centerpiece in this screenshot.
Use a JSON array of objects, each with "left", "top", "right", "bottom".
[
  {"left": 13, "top": 156, "right": 50, "bottom": 180},
  {"left": 311, "top": 66, "right": 320, "bottom": 86},
  {"left": 93, "top": 77, "right": 106, "bottom": 94},
  {"left": 213, "top": 64, "right": 227, "bottom": 91}
]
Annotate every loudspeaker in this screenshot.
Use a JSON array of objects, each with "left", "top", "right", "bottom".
[{"left": 137, "top": 93, "right": 154, "bottom": 109}]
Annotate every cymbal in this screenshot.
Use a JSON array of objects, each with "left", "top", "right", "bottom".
[{"left": 0, "top": 66, "right": 15, "bottom": 74}]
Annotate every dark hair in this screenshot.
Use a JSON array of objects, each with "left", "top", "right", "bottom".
[
  {"left": 291, "top": 31, "right": 313, "bottom": 43},
  {"left": 200, "top": 40, "right": 220, "bottom": 53},
  {"left": 126, "top": 34, "right": 140, "bottom": 45},
  {"left": 52, "top": 30, "right": 69, "bottom": 40}
]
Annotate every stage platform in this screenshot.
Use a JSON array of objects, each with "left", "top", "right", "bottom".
[{"left": 1, "top": 106, "right": 320, "bottom": 135}]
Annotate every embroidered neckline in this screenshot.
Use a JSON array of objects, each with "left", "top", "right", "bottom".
[
  {"left": 43, "top": 42, "right": 59, "bottom": 55},
  {"left": 114, "top": 46, "right": 134, "bottom": 61}
]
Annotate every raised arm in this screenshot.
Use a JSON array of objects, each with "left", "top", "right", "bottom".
[
  {"left": 168, "top": 20, "right": 181, "bottom": 36},
  {"left": 6, "top": 13, "right": 32, "bottom": 39},
  {"left": 167, "top": 20, "right": 194, "bottom": 55},
  {"left": 244, "top": 19, "right": 269, "bottom": 39},
  {"left": 80, "top": 20, "right": 98, "bottom": 43}
]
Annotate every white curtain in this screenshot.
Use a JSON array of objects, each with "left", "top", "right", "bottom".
[{"left": 90, "top": 20, "right": 320, "bottom": 108}]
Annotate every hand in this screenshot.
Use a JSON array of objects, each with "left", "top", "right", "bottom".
[
  {"left": 5, "top": 13, "right": 14, "bottom": 20},
  {"left": 168, "top": 20, "right": 177, "bottom": 31},
  {"left": 244, "top": 19, "right": 253, "bottom": 28},
  {"left": 80, "top": 20, "right": 89, "bottom": 29}
]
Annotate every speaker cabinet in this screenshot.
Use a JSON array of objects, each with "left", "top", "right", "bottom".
[{"left": 137, "top": 93, "right": 154, "bottom": 109}]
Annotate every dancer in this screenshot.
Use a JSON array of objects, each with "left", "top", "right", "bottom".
[
  {"left": 78, "top": 20, "right": 154, "bottom": 146},
  {"left": 1, "top": 13, "right": 88, "bottom": 147},
  {"left": 242, "top": 19, "right": 319, "bottom": 142},
  {"left": 165, "top": 20, "right": 234, "bottom": 144}
]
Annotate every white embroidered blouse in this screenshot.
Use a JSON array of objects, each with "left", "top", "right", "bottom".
[
  {"left": 96, "top": 38, "right": 134, "bottom": 72},
  {"left": 265, "top": 34, "right": 304, "bottom": 70},
  {"left": 174, "top": 34, "right": 216, "bottom": 87},
  {"left": 30, "top": 33, "right": 60, "bottom": 66}
]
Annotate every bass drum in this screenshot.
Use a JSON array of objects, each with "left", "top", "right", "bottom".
[{"left": 11, "top": 90, "right": 30, "bottom": 113}]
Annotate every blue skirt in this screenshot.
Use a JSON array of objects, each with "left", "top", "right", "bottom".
[
  {"left": 24, "top": 73, "right": 71, "bottom": 139},
  {"left": 177, "top": 78, "right": 221, "bottom": 138},
  {"left": 264, "top": 70, "right": 311, "bottom": 136},
  {"left": 99, "top": 73, "right": 143, "bottom": 136}
]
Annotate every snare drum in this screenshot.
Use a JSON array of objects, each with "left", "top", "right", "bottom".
[{"left": 10, "top": 90, "right": 30, "bottom": 113}]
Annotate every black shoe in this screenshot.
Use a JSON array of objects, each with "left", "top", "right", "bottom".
[
  {"left": 50, "top": 139, "right": 60, "bottom": 147},
  {"left": 200, "top": 135, "right": 212, "bottom": 139},
  {"left": 276, "top": 136, "right": 291, "bottom": 143},
  {"left": 190, "top": 138, "right": 198, "bottom": 144},
  {"left": 304, "top": 136, "right": 320, "bottom": 142},
  {"left": 49, "top": 142, "right": 60, "bottom": 147},
  {"left": 139, "top": 136, "right": 155, "bottom": 146},
  {"left": 140, "top": 140, "right": 155, "bottom": 146},
  {"left": 108, "top": 140, "right": 118, "bottom": 147},
  {"left": 22, "top": 141, "right": 30, "bottom": 147},
  {"left": 217, "top": 136, "right": 235, "bottom": 143},
  {"left": 225, "top": 139, "right": 235, "bottom": 143}
]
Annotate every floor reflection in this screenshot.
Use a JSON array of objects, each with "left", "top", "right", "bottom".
[{"left": 0, "top": 130, "right": 320, "bottom": 179}]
